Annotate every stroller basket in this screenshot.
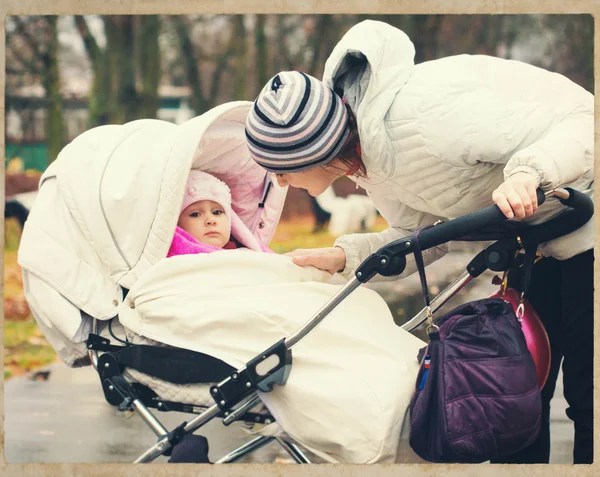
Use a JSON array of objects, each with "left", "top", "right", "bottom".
[{"left": 87, "top": 187, "right": 592, "bottom": 464}]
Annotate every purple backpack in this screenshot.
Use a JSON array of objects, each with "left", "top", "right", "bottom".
[{"left": 408, "top": 235, "right": 542, "bottom": 463}]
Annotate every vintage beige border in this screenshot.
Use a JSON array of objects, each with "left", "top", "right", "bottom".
[{"left": 1, "top": 0, "right": 598, "bottom": 476}]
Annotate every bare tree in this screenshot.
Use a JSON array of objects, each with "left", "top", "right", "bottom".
[
  {"left": 75, "top": 15, "right": 162, "bottom": 125},
  {"left": 170, "top": 15, "right": 238, "bottom": 114},
  {"left": 138, "top": 16, "right": 162, "bottom": 117},
  {"left": 254, "top": 15, "right": 269, "bottom": 95},
  {"left": 231, "top": 15, "right": 248, "bottom": 100},
  {"left": 306, "top": 16, "right": 338, "bottom": 78},
  {"left": 43, "top": 16, "right": 64, "bottom": 163},
  {"left": 6, "top": 16, "right": 64, "bottom": 164}
]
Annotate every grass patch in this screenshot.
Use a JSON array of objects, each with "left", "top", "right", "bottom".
[
  {"left": 4, "top": 318, "right": 43, "bottom": 347},
  {"left": 4, "top": 223, "right": 57, "bottom": 379},
  {"left": 270, "top": 216, "right": 388, "bottom": 253},
  {"left": 4, "top": 318, "right": 57, "bottom": 379},
  {"left": 4, "top": 218, "right": 22, "bottom": 252}
]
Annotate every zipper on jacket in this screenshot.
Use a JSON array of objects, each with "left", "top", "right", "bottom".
[{"left": 258, "top": 180, "right": 273, "bottom": 208}]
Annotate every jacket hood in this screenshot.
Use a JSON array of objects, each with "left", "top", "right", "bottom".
[{"left": 322, "top": 20, "right": 415, "bottom": 182}]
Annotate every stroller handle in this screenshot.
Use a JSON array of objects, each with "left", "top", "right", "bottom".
[
  {"left": 393, "top": 189, "right": 549, "bottom": 252},
  {"left": 412, "top": 187, "right": 591, "bottom": 251},
  {"left": 413, "top": 188, "right": 545, "bottom": 250},
  {"left": 355, "top": 188, "right": 592, "bottom": 283}
]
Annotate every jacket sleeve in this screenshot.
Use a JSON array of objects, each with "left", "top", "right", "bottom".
[
  {"left": 502, "top": 106, "right": 593, "bottom": 189},
  {"left": 333, "top": 189, "right": 448, "bottom": 281}
]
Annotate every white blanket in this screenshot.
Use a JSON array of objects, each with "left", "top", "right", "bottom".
[{"left": 118, "top": 250, "right": 424, "bottom": 464}]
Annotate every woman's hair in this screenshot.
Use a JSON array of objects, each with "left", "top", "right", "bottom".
[{"left": 325, "top": 103, "right": 367, "bottom": 178}]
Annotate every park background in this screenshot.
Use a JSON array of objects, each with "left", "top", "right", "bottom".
[{"left": 4, "top": 13, "right": 594, "bottom": 379}]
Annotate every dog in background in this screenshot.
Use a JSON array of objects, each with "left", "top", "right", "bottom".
[
  {"left": 315, "top": 187, "right": 377, "bottom": 236},
  {"left": 4, "top": 191, "right": 38, "bottom": 229}
]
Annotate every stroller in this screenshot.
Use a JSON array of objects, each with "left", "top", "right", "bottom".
[{"left": 17, "top": 101, "right": 594, "bottom": 464}]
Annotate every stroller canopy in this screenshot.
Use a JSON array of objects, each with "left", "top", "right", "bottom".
[{"left": 19, "top": 101, "right": 287, "bottom": 325}]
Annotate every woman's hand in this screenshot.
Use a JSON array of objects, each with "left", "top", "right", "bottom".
[
  {"left": 492, "top": 172, "right": 540, "bottom": 219},
  {"left": 285, "top": 246, "right": 346, "bottom": 274}
]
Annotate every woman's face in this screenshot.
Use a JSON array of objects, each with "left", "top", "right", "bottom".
[
  {"left": 178, "top": 200, "right": 231, "bottom": 248},
  {"left": 274, "top": 163, "right": 343, "bottom": 196},
  {"left": 268, "top": 115, "right": 362, "bottom": 196}
]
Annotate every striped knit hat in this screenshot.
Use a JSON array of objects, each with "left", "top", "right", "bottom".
[{"left": 245, "top": 71, "right": 350, "bottom": 173}]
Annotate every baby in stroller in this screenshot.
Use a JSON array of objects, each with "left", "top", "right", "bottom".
[
  {"left": 169, "top": 170, "right": 272, "bottom": 256},
  {"left": 167, "top": 169, "right": 276, "bottom": 462}
]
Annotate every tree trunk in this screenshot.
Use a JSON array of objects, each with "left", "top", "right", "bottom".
[
  {"left": 117, "top": 16, "right": 138, "bottom": 122},
  {"left": 254, "top": 14, "right": 269, "bottom": 93},
  {"left": 208, "top": 41, "right": 234, "bottom": 107},
  {"left": 274, "top": 15, "right": 289, "bottom": 71},
  {"left": 75, "top": 15, "right": 110, "bottom": 125},
  {"left": 231, "top": 15, "right": 248, "bottom": 100},
  {"left": 173, "top": 16, "right": 208, "bottom": 114},
  {"left": 307, "top": 15, "right": 335, "bottom": 78},
  {"left": 42, "top": 16, "right": 64, "bottom": 164},
  {"left": 78, "top": 15, "right": 160, "bottom": 124},
  {"left": 103, "top": 16, "right": 136, "bottom": 124},
  {"left": 397, "top": 15, "right": 438, "bottom": 63},
  {"left": 137, "top": 15, "right": 161, "bottom": 118}
]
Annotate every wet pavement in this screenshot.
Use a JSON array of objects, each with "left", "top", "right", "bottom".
[
  {"left": 4, "top": 361, "right": 574, "bottom": 464},
  {"left": 3, "top": 363, "right": 296, "bottom": 464}
]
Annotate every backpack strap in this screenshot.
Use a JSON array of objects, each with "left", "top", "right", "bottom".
[
  {"left": 514, "top": 243, "right": 538, "bottom": 320},
  {"left": 411, "top": 226, "right": 439, "bottom": 336},
  {"left": 521, "top": 244, "right": 538, "bottom": 296}
]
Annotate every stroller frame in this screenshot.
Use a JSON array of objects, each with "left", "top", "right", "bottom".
[{"left": 87, "top": 188, "right": 592, "bottom": 464}]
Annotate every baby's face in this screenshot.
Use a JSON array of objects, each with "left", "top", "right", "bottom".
[{"left": 178, "top": 200, "right": 231, "bottom": 248}]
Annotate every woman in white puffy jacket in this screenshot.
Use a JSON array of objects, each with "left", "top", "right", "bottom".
[{"left": 244, "top": 20, "right": 593, "bottom": 464}]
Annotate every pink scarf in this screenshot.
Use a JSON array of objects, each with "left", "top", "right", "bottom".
[{"left": 167, "top": 226, "right": 273, "bottom": 257}]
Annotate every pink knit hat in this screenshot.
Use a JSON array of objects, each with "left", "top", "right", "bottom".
[
  {"left": 180, "top": 170, "right": 264, "bottom": 252},
  {"left": 182, "top": 170, "right": 233, "bottom": 217}
]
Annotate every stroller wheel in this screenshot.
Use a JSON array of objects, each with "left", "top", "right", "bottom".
[{"left": 167, "top": 434, "right": 211, "bottom": 464}]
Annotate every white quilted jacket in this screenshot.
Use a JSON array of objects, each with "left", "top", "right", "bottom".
[{"left": 324, "top": 20, "right": 594, "bottom": 280}]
